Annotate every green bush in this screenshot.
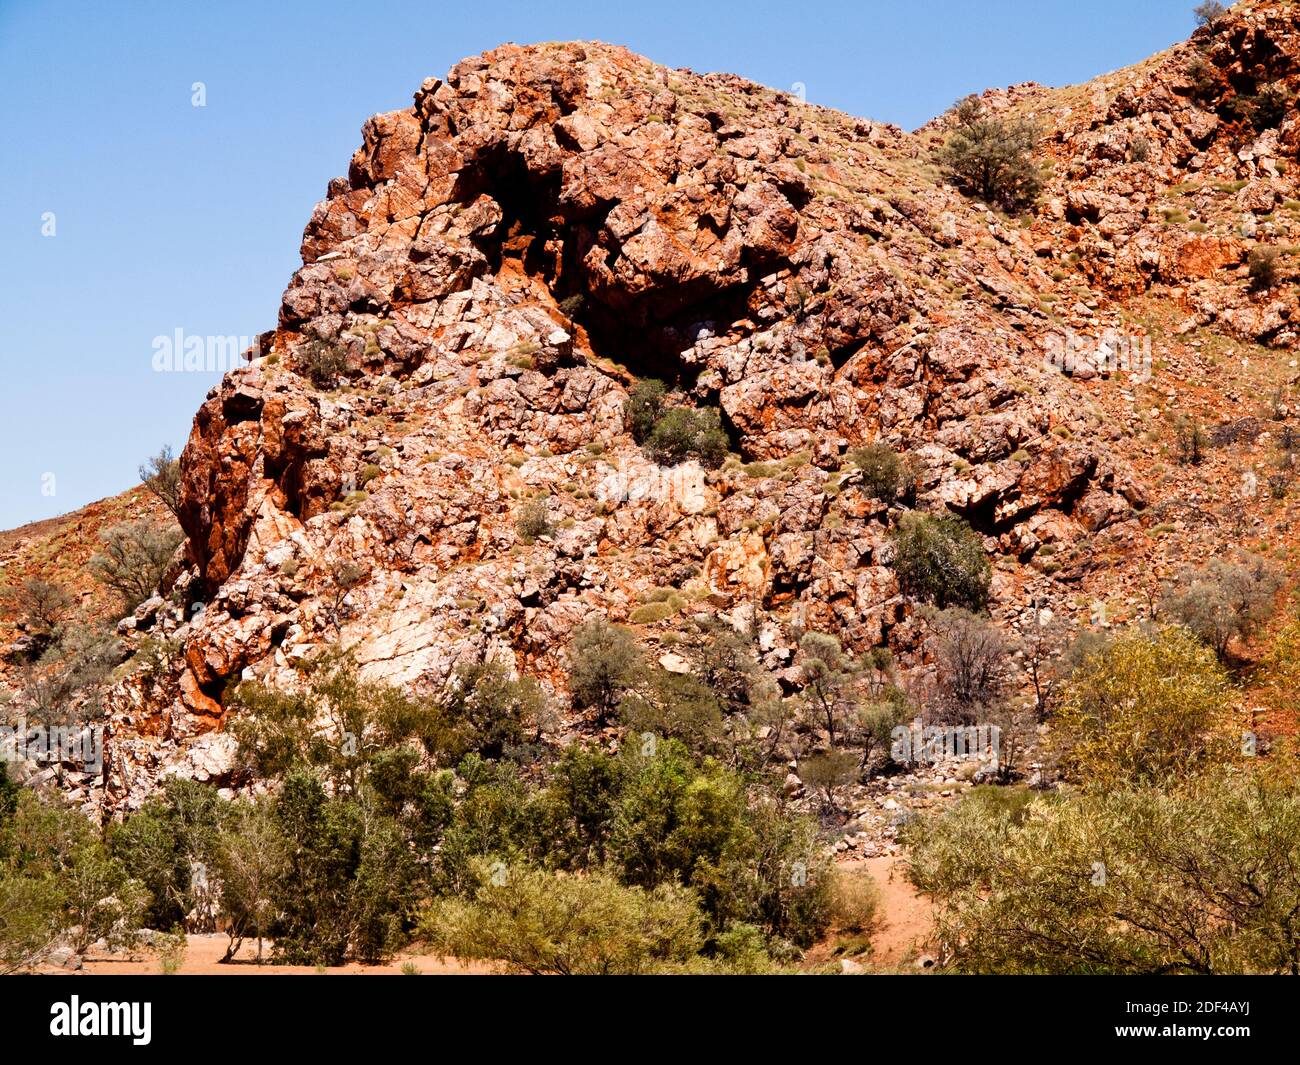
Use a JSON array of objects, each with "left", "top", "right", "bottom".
[
  {"left": 138, "top": 445, "right": 183, "bottom": 519},
  {"left": 624, "top": 378, "right": 729, "bottom": 467},
  {"left": 231, "top": 649, "right": 540, "bottom": 785},
  {"left": 625, "top": 379, "right": 667, "bottom": 443},
  {"left": 230, "top": 650, "right": 439, "bottom": 789},
  {"left": 89, "top": 520, "right": 184, "bottom": 611},
  {"left": 568, "top": 619, "right": 644, "bottom": 722},
  {"left": 1193, "top": 0, "right": 1227, "bottom": 27},
  {"left": 829, "top": 868, "right": 882, "bottom": 935},
  {"left": 798, "top": 631, "right": 860, "bottom": 749},
  {"left": 887, "top": 512, "right": 991, "bottom": 611},
  {"left": 1249, "top": 246, "right": 1280, "bottom": 290},
  {"left": 0, "top": 872, "right": 63, "bottom": 975},
  {"left": 609, "top": 740, "right": 831, "bottom": 945},
  {"left": 108, "top": 777, "right": 224, "bottom": 932},
  {"left": 421, "top": 862, "right": 705, "bottom": 975},
  {"left": 88, "top": 647, "right": 840, "bottom": 967},
  {"left": 210, "top": 799, "right": 285, "bottom": 963},
  {"left": 645, "top": 406, "right": 729, "bottom": 468},
  {"left": 797, "top": 749, "right": 859, "bottom": 812},
  {"left": 514, "top": 498, "right": 553, "bottom": 543},
  {"left": 939, "top": 95, "right": 1043, "bottom": 210},
  {"left": 17, "top": 623, "right": 123, "bottom": 733},
  {"left": 905, "top": 771, "right": 1300, "bottom": 974},
  {"left": 619, "top": 669, "right": 725, "bottom": 756},
  {"left": 849, "top": 442, "right": 918, "bottom": 502},
  {"left": 269, "top": 771, "right": 417, "bottom": 965},
  {"left": 436, "top": 658, "right": 546, "bottom": 762},
  {"left": 1160, "top": 554, "right": 1281, "bottom": 661},
  {"left": 1053, "top": 626, "right": 1235, "bottom": 789},
  {"left": 3, "top": 790, "right": 146, "bottom": 957},
  {"left": 0, "top": 578, "right": 72, "bottom": 642},
  {"left": 301, "top": 339, "right": 348, "bottom": 388}
]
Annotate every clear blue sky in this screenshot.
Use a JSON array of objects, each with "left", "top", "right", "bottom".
[{"left": 0, "top": 0, "right": 1209, "bottom": 530}]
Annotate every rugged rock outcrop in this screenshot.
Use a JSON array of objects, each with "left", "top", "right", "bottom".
[{"left": 75, "top": 1, "right": 1300, "bottom": 810}]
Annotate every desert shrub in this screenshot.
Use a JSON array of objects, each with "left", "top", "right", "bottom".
[
  {"left": 231, "top": 650, "right": 535, "bottom": 787},
  {"left": 210, "top": 798, "right": 285, "bottom": 962},
  {"left": 645, "top": 406, "right": 729, "bottom": 468},
  {"left": 609, "top": 741, "right": 749, "bottom": 898},
  {"left": 540, "top": 746, "right": 628, "bottom": 870},
  {"left": 138, "top": 445, "right": 183, "bottom": 519},
  {"left": 1193, "top": 0, "right": 1227, "bottom": 26},
  {"left": 268, "top": 771, "right": 417, "bottom": 965},
  {"left": 1186, "top": 55, "right": 1220, "bottom": 100},
  {"left": 0, "top": 871, "right": 63, "bottom": 974},
  {"left": 0, "top": 578, "right": 72, "bottom": 641},
  {"left": 420, "top": 861, "right": 704, "bottom": 975},
  {"left": 22, "top": 623, "right": 124, "bottom": 728},
  {"left": 1249, "top": 246, "right": 1280, "bottom": 290},
  {"left": 1174, "top": 416, "right": 1208, "bottom": 465},
  {"left": 568, "top": 619, "right": 644, "bottom": 722},
  {"left": 905, "top": 771, "right": 1300, "bottom": 974},
  {"left": 888, "top": 512, "right": 991, "bottom": 611},
  {"left": 1053, "top": 626, "right": 1235, "bottom": 789},
  {"left": 926, "top": 607, "right": 1010, "bottom": 723},
  {"left": 849, "top": 442, "right": 918, "bottom": 502},
  {"left": 798, "top": 632, "right": 860, "bottom": 748},
  {"left": 1221, "top": 88, "right": 1292, "bottom": 133},
  {"left": 1259, "top": 614, "right": 1300, "bottom": 721},
  {"left": 514, "top": 497, "right": 553, "bottom": 543},
  {"left": 828, "top": 868, "right": 882, "bottom": 935},
  {"left": 854, "top": 689, "right": 913, "bottom": 774},
  {"left": 0, "top": 766, "right": 17, "bottom": 825},
  {"left": 938, "top": 95, "right": 1042, "bottom": 210},
  {"left": 620, "top": 669, "right": 726, "bottom": 756},
  {"left": 232, "top": 652, "right": 420, "bottom": 790},
  {"left": 679, "top": 617, "right": 761, "bottom": 713},
  {"left": 1128, "top": 134, "right": 1151, "bottom": 163},
  {"left": 798, "top": 749, "right": 859, "bottom": 811},
  {"left": 155, "top": 927, "right": 187, "bottom": 974},
  {"left": 608, "top": 739, "right": 831, "bottom": 944},
  {"left": 301, "top": 339, "right": 348, "bottom": 388},
  {"left": 89, "top": 520, "right": 183, "bottom": 610},
  {"left": 109, "top": 778, "right": 224, "bottom": 932},
  {"left": 435, "top": 658, "right": 547, "bottom": 761},
  {"left": 3, "top": 790, "right": 145, "bottom": 955},
  {"left": 718, "top": 792, "right": 833, "bottom": 948},
  {"left": 326, "top": 558, "right": 368, "bottom": 628},
  {"left": 557, "top": 293, "right": 586, "bottom": 319},
  {"left": 1023, "top": 617, "right": 1113, "bottom": 725},
  {"left": 1160, "top": 554, "right": 1281, "bottom": 660},
  {"left": 625, "top": 378, "right": 667, "bottom": 443}
]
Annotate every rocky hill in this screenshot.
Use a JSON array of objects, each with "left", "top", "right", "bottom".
[{"left": 11, "top": 0, "right": 1300, "bottom": 814}]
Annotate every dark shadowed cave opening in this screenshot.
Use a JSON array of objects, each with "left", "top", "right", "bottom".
[{"left": 459, "top": 145, "right": 779, "bottom": 407}]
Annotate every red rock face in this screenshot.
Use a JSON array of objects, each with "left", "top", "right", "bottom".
[
  {"left": 99, "top": 5, "right": 1300, "bottom": 809},
  {"left": 181, "top": 43, "right": 1147, "bottom": 591}
]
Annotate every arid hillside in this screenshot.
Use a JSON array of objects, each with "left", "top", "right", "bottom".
[{"left": 4, "top": 0, "right": 1299, "bottom": 818}]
